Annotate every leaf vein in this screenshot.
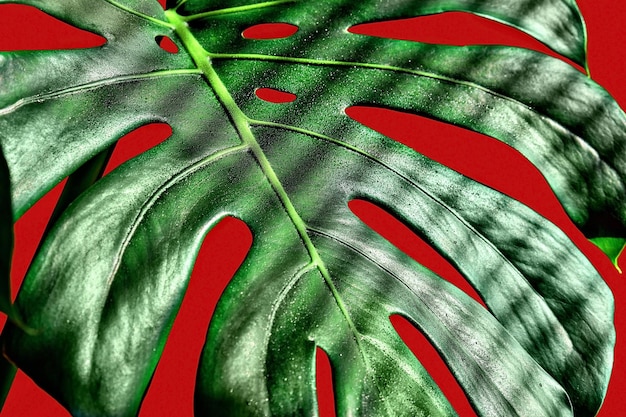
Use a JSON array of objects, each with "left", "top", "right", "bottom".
[
  {"left": 0, "top": 69, "right": 202, "bottom": 116},
  {"left": 262, "top": 262, "right": 315, "bottom": 395},
  {"left": 102, "top": 143, "right": 248, "bottom": 291},
  {"left": 102, "top": 0, "right": 174, "bottom": 28},
  {"left": 166, "top": 10, "right": 370, "bottom": 364},
  {"left": 183, "top": 0, "right": 297, "bottom": 22}
]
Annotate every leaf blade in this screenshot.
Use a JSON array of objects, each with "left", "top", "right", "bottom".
[{"left": 0, "top": 2, "right": 618, "bottom": 417}]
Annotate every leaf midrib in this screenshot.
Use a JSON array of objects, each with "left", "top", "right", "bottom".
[
  {"left": 258, "top": 116, "right": 584, "bottom": 369},
  {"left": 165, "top": 9, "right": 368, "bottom": 356}
]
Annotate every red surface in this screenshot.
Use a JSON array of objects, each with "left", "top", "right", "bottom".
[
  {"left": 242, "top": 22, "right": 299, "bottom": 40},
  {"left": 0, "top": 1, "right": 625, "bottom": 416},
  {"left": 156, "top": 35, "right": 179, "bottom": 53},
  {"left": 255, "top": 87, "right": 298, "bottom": 103}
]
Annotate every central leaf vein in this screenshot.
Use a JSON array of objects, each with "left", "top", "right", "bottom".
[
  {"left": 165, "top": 9, "right": 366, "bottom": 354},
  {"left": 307, "top": 226, "right": 526, "bottom": 416}
]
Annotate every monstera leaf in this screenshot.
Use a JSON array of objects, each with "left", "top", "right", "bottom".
[{"left": 0, "top": 0, "right": 621, "bottom": 416}]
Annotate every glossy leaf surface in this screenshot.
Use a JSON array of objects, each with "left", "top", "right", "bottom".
[{"left": 0, "top": 0, "right": 618, "bottom": 416}]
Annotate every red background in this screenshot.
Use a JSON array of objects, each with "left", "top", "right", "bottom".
[{"left": 0, "top": 0, "right": 624, "bottom": 415}]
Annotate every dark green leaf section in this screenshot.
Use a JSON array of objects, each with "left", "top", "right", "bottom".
[
  {"left": 0, "top": 148, "right": 19, "bottom": 412},
  {"left": 0, "top": 148, "right": 14, "bottom": 315},
  {"left": 0, "top": 355, "right": 16, "bottom": 410},
  {"left": 177, "top": 0, "right": 587, "bottom": 66},
  {"left": 0, "top": 1, "right": 617, "bottom": 417}
]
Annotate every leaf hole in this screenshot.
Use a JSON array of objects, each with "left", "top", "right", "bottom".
[
  {"left": 2, "top": 369, "right": 72, "bottom": 416},
  {"left": 155, "top": 35, "right": 179, "bottom": 53},
  {"left": 348, "top": 12, "right": 582, "bottom": 70},
  {"left": 390, "top": 314, "right": 478, "bottom": 417},
  {"left": 345, "top": 106, "right": 570, "bottom": 225},
  {"left": 255, "top": 87, "right": 297, "bottom": 103},
  {"left": 316, "top": 347, "right": 336, "bottom": 417},
  {"left": 348, "top": 199, "right": 486, "bottom": 308},
  {"left": 103, "top": 123, "right": 172, "bottom": 175},
  {"left": 242, "top": 23, "right": 299, "bottom": 40},
  {"left": 0, "top": 4, "right": 106, "bottom": 51},
  {"left": 140, "top": 217, "right": 253, "bottom": 416}
]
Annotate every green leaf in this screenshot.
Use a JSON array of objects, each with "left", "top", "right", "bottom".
[
  {"left": 0, "top": 1, "right": 617, "bottom": 416},
  {"left": 590, "top": 237, "right": 626, "bottom": 273}
]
